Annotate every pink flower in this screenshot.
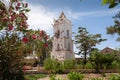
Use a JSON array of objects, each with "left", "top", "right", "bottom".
[
  {"left": 25, "top": 3, "right": 28, "bottom": 8},
  {"left": 17, "top": 2, "right": 21, "bottom": 6},
  {"left": 40, "top": 30, "right": 44, "bottom": 36},
  {"left": 8, "top": 24, "right": 13, "bottom": 30},
  {"left": 15, "top": 6, "right": 19, "bottom": 11},
  {"left": 2, "top": 17, "right": 8, "bottom": 22},
  {"left": 32, "top": 34, "right": 37, "bottom": 40},
  {"left": 10, "top": 15, "right": 15, "bottom": 21},
  {"left": 22, "top": 37, "right": 28, "bottom": 43},
  {"left": 46, "top": 35, "right": 48, "bottom": 39},
  {"left": 44, "top": 43, "right": 48, "bottom": 48},
  {"left": 19, "top": 13, "right": 24, "bottom": 18}
]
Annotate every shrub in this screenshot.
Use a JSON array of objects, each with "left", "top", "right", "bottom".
[
  {"left": 0, "top": 35, "right": 26, "bottom": 80},
  {"left": 85, "top": 62, "right": 93, "bottom": 69},
  {"left": 68, "top": 72, "right": 84, "bottom": 80},
  {"left": 25, "top": 74, "right": 46, "bottom": 80},
  {"left": 51, "top": 60, "right": 64, "bottom": 73},
  {"left": 44, "top": 58, "right": 64, "bottom": 73},
  {"left": 50, "top": 74, "right": 56, "bottom": 80},
  {"left": 0, "top": 0, "right": 30, "bottom": 79},
  {"left": 64, "top": 59, "right": 75, "bottom": 69},
  {"left": 50, "top": 74, "right": 65, "bottom": 80},
  {"left": 108, "top": 74, "right": 120, "bottom": 80},
  {"left": 44, "top": 58, "right": 54, "bottom": 70},
  {"left": 111, "top": 60, "right": 120, "bottom": 69}
]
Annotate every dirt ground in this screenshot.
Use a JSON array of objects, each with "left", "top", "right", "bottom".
[{"left": 38, "top": 73, "right": 119, "bottom": 80}]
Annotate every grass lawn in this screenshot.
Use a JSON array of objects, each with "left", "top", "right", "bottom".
[{"left": 25, "top": 74, "right": 47, "bottom": 80}]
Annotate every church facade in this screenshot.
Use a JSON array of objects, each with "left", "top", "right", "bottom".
[{"left": 51, "top": 12, "right": 74, "bottom": 61}]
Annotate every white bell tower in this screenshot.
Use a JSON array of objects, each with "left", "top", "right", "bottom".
[{"left": 51, "top": 12, "right": 74, "bottom": 61}]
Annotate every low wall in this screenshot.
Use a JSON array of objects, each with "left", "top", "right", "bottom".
[{"left": 25, "top": 67, "right": 119, "bottom": 74}]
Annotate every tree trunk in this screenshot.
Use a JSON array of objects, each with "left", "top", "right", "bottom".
[
  {"left": 83, "top": 51, "right": 87, "bottom": 69},
  {"left": 39, "top": 51, "right": 47, "bottom": 66},
  {"left": 95, "top": 62, "right": 100, "bottom": 73},
  {"left": 84, "top": 51, "right": 87, "bottom": 64}
]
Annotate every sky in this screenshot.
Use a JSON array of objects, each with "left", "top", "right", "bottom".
[{"left": 24, "top": 0, "right": 120, "bottom": 52}]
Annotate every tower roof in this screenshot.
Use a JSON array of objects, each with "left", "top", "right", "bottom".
[{"left": 59, "top": 12, "right": 66, "bottom": 19}]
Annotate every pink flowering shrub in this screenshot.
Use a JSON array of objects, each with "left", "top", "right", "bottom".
[
  {"left": 0, "top": 0, "right": 50, "bottom": 79},
  {"left": 0, "top": 0, "right": 30, "bottom": 80},
  {"left": 24, "top": 29, "right": 50, "bottom": 65}
]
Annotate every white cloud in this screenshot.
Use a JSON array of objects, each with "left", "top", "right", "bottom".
[
  {"left": 65, "top": 8, "right": 120, "bottom": 20},
  {"left": 27, "top": 4, "right": 59, "bottom": 35},
  {"left": 27, "top": 3, "right": 120, "bottom": 35}
]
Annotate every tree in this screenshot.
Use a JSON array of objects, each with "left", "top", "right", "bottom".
[
  {"left": 102, "top": 0, "right": 120, "bottom": 8},
  {"left": 0, "top": 0, "right": 30, "bottom": 80},
  {"left": 106, "top": 11, "right": 120, "bottom": 41},
  {"left": 25, "top": 29, "right": 51, "bottom": 65},
  {"left": 89, "top": 50, "right": 115, "bottom": 73},
  {"left": 75, "top": 27, "right": 106, "bottom": 65},
  {"left": 81, "top": 0, "right": 120, "bottom": 8}
]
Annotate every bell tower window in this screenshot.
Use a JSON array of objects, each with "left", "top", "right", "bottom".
[
  {"left": 67, "top": 30, "right": 69, "bottom": 38},
  {"left": 55, "top": 30, "right": 60, "bottom": 38},
  {"left": 58, "top": 30, "right": 60, "bottom": 38}
]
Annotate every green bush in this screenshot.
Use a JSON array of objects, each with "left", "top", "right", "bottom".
[
  {"left": 0, "top": 35, "right": 26, "bottom": 80},
  {"left": 111, "top": 60, "right": 120, "bottom": 69},
  {"left": 44, "top": 58, "right": 55, "bottom": 70},
  {"left": 25, "top": 74, "right": 46, "bottom": 80},
  {"left": 50, "top": 74, "right": 65, "bottom": 80},
  {"left": 44, "top": 58, "right": 64, "bottom": 73},
  {"left": 68, "top": 72, "right": 84, "bottom": 80},
  {"left": 64, "top": 59, "right": 75, "bottom": 69},
  {"left": 50, "top": 74, "right": 56, "bottom": 80},
  {"left": 52, "top": 60, "right": 64, "bottom": 73},
  {"left": 85, "top": 62, "right": 93, "bottom": 69},
  {"left": 108, "top": 74, "right": 120, "bottom": 80}
]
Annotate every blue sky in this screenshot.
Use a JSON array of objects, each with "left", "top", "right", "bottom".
[{"left": 25, "top": 0, "right": 120, "bottom": 51}]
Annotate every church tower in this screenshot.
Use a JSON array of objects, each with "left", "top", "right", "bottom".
[{"left": 51, "top": 12, "right": 74, "bottom": 61}]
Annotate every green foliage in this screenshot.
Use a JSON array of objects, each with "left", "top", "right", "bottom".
[
  {"left": 102, "top": 0, "right": 120, "bottom": 8},
  {"left": 50, "top": 74, "right": 56, "bottom": 80},
  {"left": 108, "top": 74, "right": 120, "bottom": 80},
  {"left": 111, "top": 60, "right": 120, "bottom": 69},
  {"left": 106, "top": 11, "right": 120, "bottom": 41},
  {"left": 25, "top": 29, "right": 51, "bottom": 65},
  {"left": 102, "top": 0, "right": 109, "bottom": 5},
  {"left": 68, "top": 72, "right": 84, "bottom": 80},
  {"left": 0, "top": 0, "right": 30, "bottom": 79},
  {"left": 25, "top": 74, "right": 47, "bottom": 80},
  {"left": 0, "top": 34, "right": 26, "bottom": 80},
  {"left": 44, "top": 58, "right": 55, "bottom": 70},
  {"left": 44, "top": 58, "right": 64, "bottom": 73},
  {"left": 50, "top": 74, "right": 65, "bottom": 80},
  {"left": 75, "top": 27, "right": 106, "bottom": 64},
  {"left": 85, "top": 62, "right": 93, "bottom": 69},
  {"left": 90, "top": 78, "right": 104, "bottom": 80},
  {"left": 51, "top": 61, "right": 64, "bottom": 74},
  {"left": 89, "top": 50, "right": 116, "bottom": 73},
  {"left": 64, "top": 59, "right": 75, "bottom": 69}
]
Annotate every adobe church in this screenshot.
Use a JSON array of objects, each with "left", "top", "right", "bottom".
[{"left": 51, "top": 12, "right": 74, "bottom": 61}]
